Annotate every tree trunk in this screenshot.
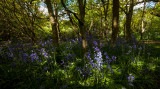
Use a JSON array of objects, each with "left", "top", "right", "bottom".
[
  {"left": 111, "top": 0, "right": 119, "bottom": 43},
  {"left": 78, "top": 0, "right": 87, "bottom": 60},
  {"left": 45, "top": 0, "right": 59, "bottom": 46},
  {"left": 124, "top": 21, "right": 126, "bottom": 38},
  {"left": 140, "top": 1, "right": 146, "bottom": 40},
  {"left": 54, "top": 0, "right": 61, "bottom": 41},
  {"left": 148, "top": 17, "right": 153, "bottom": 39},
  {"left": 61, "top": 0, "right": 87, "bottom": 60},
  {"left": 101, "top": 0, "right": 109, "bottom": 40},
  {"left": 141, "top": 20, "right": 144, "bottom": 40},
  {"left": 100, "top": 9, "right": 103, "bottom": 39},
  {"left": 126, "top": 0, "right": 134, "bottom": 40}
]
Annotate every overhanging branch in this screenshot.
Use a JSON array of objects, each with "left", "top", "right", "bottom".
[
  {"left": 150, "top": 12, "right": 160, "bottom": 17},
  {"left": 61, "top": 0, "right": 83, "bottom": 25}
]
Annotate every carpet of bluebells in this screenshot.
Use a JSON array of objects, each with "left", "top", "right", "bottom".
[{"left": 0, "top": 35, "right": 160, "bottom": 89}]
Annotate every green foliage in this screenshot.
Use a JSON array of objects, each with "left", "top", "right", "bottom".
[{"left": 0, "top": 0, "right": 160, "bottom": 88}]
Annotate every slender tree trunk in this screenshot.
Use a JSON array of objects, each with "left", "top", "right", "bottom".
[
  {"left": 126, "top": 13, "right": 132, "bottom": 40},
  {"left": 101, "top": 0, "right": 109, "bottom": 40},
  {"left": 100, "top": 9, "right": 103, "bottom": 39},
  {"left": 140, "top": 1, "right": 146, "bottom": 40},
  {"left": 61, "top": 0, "right": 87, "bottom": 61},
  {"left": 124, "top": 21, "right": 126, "bottom": 38},
  {"left": 88, "top": 18, "right": 93, "bottom": 34},
  {"left": 141, "top": 20, "right": 145, "bottom": 40},
  {"left": 45, "top": 0, "right": 59, "bottom": 46},
  {"left": 54, "top": 0, "right": 61, "bottom": 41},
  {"left": 112, "top": 0, "right": 119, "bottom": 43},
  {"left": 45, "top": 0, "right": 61, "bottom": 65},
  {"left": 148, "top": 17, "right": 153, "bottom": 39},
  {"left": 126, "top": 0, "right": 134, "bottom": 40}
]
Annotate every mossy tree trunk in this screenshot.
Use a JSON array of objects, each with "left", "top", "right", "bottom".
[
  {"left": 126, "top": 0, "right": 134, "bottom": 40},
  {"left": 45, "top": 0, "right": 59, "bottom": 46},
  {"left": 78, "top": 0, "right": 87, "bottom": 60}
]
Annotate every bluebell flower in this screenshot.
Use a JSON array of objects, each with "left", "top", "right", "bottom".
[
  {"left": 40, "top": 48, "right": 49, "bottom": 58},
  {"left": 133, "top": 45, "right": 136, "bottom": 49},
  {"left": 89, "top": 60, "right": 93, "bottom": 65},
  {"left": 94, "top": 46, "right": 100, "bottom": 52},
  {"left": 38, "top": 60, "right": 41, "bottom": 63},
  {"left": 95, "top": 51, "right": 103, "bottom": 67},
  {"left": 93, "top": 41, "right": 98, "bottom": 46},
  {"left": 104, "top": 52, "right": 107, "bottom": 55},
  {"left": 22, "top": 53, "right": 29, "bottom": 62},
  {"left": 128, "top": 74, "right": 134, "bottom": 83},
  {"left": 23, "top": 53, "right": 28, "bottom": 57},
  {"left": 30, "top": 53, "right": 39, "bottom": 61},
  {"left": 129, "top": 83, "right": 133, "bottom": 86},
  {"left": 31, "top": 50, "right": 34, "bottom": 52},
  {"left": 66, "top": 47, "right": 69, "bottom": 49},
  {"left": 106, "top": 55, "right": 109, "bottom": 59},
  {"left": 8, "top": 46, "right": 13, "bottom": 52},
  {"left": 107, "top": 65, "right": 111, "bottom": 68},
  {"left": 100, "top": 43, "right": 103, "bottom": 48},
  {"left": 112, "top": 56, "right": 117, "bottom": 61},
  {"left": 108, "top": 59, "right": 112, "bottom": 63}
]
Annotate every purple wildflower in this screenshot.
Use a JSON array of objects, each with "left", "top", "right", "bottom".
[
  {"left": 30, "top": 53, "right": 39, "bottom": 61},
  {"left": 128, "top": 74, "right": 134, "bottom": 83},
  {"left": 93, "top": 41, "right": 98, "bottom": 46},
  {"left": 104, "top": 52, "right": 107, "bottom": 55},
  {"left": 133, "top": 45, "right": 136, "bottom": 49},
  {"left": 106, "top": 55, "right": 109, "bottom": 59},
  {"left": 112, "top": 56, "right": 117, "bottom": 61},
  {"left": 94, "top": 46, "right": 100, "bottom": 52}
]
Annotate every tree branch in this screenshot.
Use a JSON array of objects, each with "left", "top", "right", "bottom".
[
  {"left": 135, "top": 0, "right": 160, "bottom": 5},
  {"left": 119, "top": 6, "right": 127, "bottom": 14},
  {"left": 61, "top": 0, "right": 82, "bottom": 24},
  {"left": 150, "top": 12, "right": 160, "bottom": 17}
]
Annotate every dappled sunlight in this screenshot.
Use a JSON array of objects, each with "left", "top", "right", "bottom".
[
  {"left": 1, "top": 36, "right": 160, "bottom": 88},
  {"left": 0, "top": 0, "right": 160, "bottom": 88}
]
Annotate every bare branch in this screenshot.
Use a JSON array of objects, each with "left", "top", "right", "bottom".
[{"left": 150, "top": 12, "right": 160, "bottom": 17}]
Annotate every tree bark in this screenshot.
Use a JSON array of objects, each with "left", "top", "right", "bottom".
[
  {"left": 77, "top": 0, "right": 87, "bottom": 60},
  {"left": 123, "top": 21, "right": 126, "bottom": 38},
  {"left": 101, "top": 0, "right": 109, "bottom": 40},
  {"left": 61, "top": 0, "right": 87, "bottom": 60},
  {"left": 126, "top": 0, "right": 134, "bottom": 40},
  {"left": 111, "top": 0, "right": 119, "bottom": 43},
  {"left": 140, "top": 1, "right": 146, "bottom": 40},
  {"left": 45, "top": 0, "right": 59, "bottom": 46},
  {"left": 54, "top": 0, "right": 61, "bottom": 41}
]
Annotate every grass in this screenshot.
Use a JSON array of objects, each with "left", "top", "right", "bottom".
[{"left": 0, "top": 37, "right": 160, "bottom": 89}]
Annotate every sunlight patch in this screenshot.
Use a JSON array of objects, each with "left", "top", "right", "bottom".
[{"left": 148, "top": 63, "right": 156, "bottom": 70}]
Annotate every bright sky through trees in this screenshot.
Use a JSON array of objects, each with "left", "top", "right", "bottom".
[{"left": 39, "top": 1, "right": 157, "bottom": 16}]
